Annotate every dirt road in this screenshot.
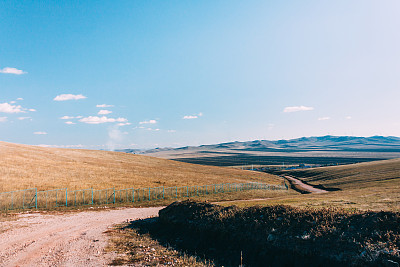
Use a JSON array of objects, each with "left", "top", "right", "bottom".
[
  {"left": 0, "top": 207, "right": 162, "bottom": 267},
  {"left": 284, "top": 176, "right": 328, "bottom": 194}
]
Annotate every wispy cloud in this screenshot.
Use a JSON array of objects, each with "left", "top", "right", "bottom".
[
  {"left": 79, "top": 116, "right": 127, "bottom": 124},
  {"left": 345, "top": 116, "right": 352, "bottom": 120},
  {"left": 183, "top": 112, "right": 203, "bottom": 119},
  {"left": 16, "top": 98, "right": 24, "bottom": 101},
  {"left": 65, "top": 121, "right": 76, "bottom": 125},
  {"left": 167, "top": 130, "right": 176, "bottom": 133},
  {"left": 183, "top": 115, "right": 198, "bottom": 119},
  {"left": 18, "top": 117, "right": 31, "bottom": 121},
  {"left": 0, "top": 67, "right": 26, "bottom": 75},
  {"left": 53, "top": 94, "right": 87, "bottom": 101},
  {"left": 60, "top": 115, "right": 82, "bottom": 120},
  {"left": 0, "top": 117, "right": 7, "bottom": 122},
  {"left": 139, "top": 119, "right": 157, "bottom": 124},
  {"left": 98, "top": 109, "right": 112, "bottom": 115},
  {"left": 96, "top": 104, "right": 114, "bottom": 108},
  {"left": 318, "top": 117, "right": 331, "bottom": 121},
  {"left": 34, "top": 131, "right": 47, "bottom": 135},
  {"left": 283, "top": 106, "right": 314, "bottom": 113},
  {"left": 0, "top": 103, "right": 24, "bottom": 113}
]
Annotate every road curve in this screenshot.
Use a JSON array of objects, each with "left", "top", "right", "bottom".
[
  {"left": 0, "top": 207, "right": 162, "bottom": 267},
  {"left": 284, "top": 176, "right": 328, "bottom": 194}
]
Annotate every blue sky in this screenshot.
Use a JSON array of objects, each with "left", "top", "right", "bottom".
[{"left": 1, "top": 0, "right": 400, "bottom": 149}]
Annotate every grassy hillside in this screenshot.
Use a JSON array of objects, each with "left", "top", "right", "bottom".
[
  {"left": 0, "top": 142, "right": 281, "bottom": 192},
  {"left": 284, "top": 158, "right": 400, "bottom": 190},
  {"left": 224, "top": 159, "right": 400, "bottom": 211}
]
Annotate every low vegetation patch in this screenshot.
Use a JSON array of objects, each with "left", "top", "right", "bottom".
[{"left": 129, "top": 201, "right": 400, "bottom": 267}]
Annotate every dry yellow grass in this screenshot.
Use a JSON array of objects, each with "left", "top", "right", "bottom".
[
  {"left": 285, "top": 158, "right": 400, "bottom": 190},
  {"left": 222, "top": 159, "right": 400, "bottom": 211},
  {"left": 0, "top": 141, "right": 281, "bottom": 192}
]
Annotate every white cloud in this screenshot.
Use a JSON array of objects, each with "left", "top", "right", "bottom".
[
  {"left": 0, "top": 103, "right": 24, "bottom": 113},
  {"left": 167, "top": 130, "right": 176, "bottom": 133},
  {"left": 34, "top": 131, "right": 47, "bottom": 135},
  {"left": 16, "top": 98, "right": 24, "bottom": 101},
  {"left": 60, "top": 116, "right": 74, "bottom": 120},
  {"left": 117, "top": 122, "right": 131, "bottom": 126},
  {"left": 345, "top": 116, "right": 352, "bottom": 120},
  {"left": 0, "top": 67, "right": 26, "bottom": 75},
  {"left": 183, "top": 115, "right": 198, "bottom": 119},
  {"left": 53, "top": 94, "right": 87, "bottom": 101},
  {"left": 318, "top": 117, "right": 331, "bottom": 121},
  {"left": 98, "top": 109, "right": 112, "bottom": 115},
  {"left": 96, "top": 104, "right": 114, "bottom": 108},
  {"left": 139, "top": 119, "right": 157, "bottom": 124},
  {"left": 0, "top": 117, "right": 7, "bottom": 122},
  {"left": 79, "top": 116, "right": 127, "bottom": 124},
  {"left": 10, "top": 101, "right": 16, "bottom": 104},
  {"left": 183, "top": 112, "right": 203, "bottom": 119},
  {"left": 28, "top": 109, "right": 36, "bottom": 112},
  {"left": 18, "top": 117, "right": 31, "bottom": 121},
  {"left": 65, "top": 121, "right": 76, "bottom": 125},
  {"left": 283, "top": 106, "right": 314, "bottom": 113}
]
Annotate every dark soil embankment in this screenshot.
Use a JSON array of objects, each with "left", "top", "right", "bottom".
[{"left": 129, "top": 201, "right": 400, "bottom": 267}]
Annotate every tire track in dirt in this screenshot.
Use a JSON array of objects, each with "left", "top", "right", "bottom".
[{"left": 0, "top": 207, "right": 162, "bottom": 266}]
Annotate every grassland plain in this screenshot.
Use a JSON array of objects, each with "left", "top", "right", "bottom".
[{"left": 0, "top": 141, "right": 281, "bottom": 192}]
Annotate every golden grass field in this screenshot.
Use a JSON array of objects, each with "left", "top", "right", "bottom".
[
  {"left": 222, "top": 159, "right": 400, "bottom": 211},
  {"left": 0, "top": 141, "right": 281, "bottom": 192}
]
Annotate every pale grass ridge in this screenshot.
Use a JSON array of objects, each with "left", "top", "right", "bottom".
[{"left": 0, "top": 141, "right": 280, "bottom": 192}]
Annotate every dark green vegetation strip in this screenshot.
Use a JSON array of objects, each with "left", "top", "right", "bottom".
[
  {"left": 173, "top": 155, "right": 384, "bottom": 167},
  {"left": 130, "top": 201, "right": 400, "bottom": 267}
]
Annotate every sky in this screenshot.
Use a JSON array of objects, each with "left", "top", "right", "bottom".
[{"left": 1, "top": 0, "right": 400, "bottom": 150}]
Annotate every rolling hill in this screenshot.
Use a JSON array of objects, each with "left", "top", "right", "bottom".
[
  {"left": 120, "top": 135, "right": 400, "bottom": 166},
  {"left": 283, "top": 158, "right": 400, "bottom": 190},
  {"left": 0, "top": 141, "right": 280, "bottom": 192}
]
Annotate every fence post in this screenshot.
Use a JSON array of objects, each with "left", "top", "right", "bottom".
[
  {"left": 132, "top": 189, "right": 135, "bottom": 202},
  {"left": 35, "top": 188, "right": 38, "bottom": 209},
  {"left": 163, "top": 187, "right": 165, "bottom": 199},
  {"left": 92, "top": 188, "right": 94, "bottom": 204},
  {"left": 65, "top": 188, "right": 68, "bottom": 207},
  {"left": 148, "top": 187, "right": 151, "bottom": 201},
  {"left": 114, "top": 188, "right": 116, "bottom": 204},
  {"left": 175, "top": 186, "right": 178, "bottom": 198}
]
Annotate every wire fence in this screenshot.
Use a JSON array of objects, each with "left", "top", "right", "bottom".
[{"left": 0, "top": 182, "right": 288, "bottom": 212}]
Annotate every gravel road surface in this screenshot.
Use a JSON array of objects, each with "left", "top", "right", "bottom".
[{"left": 0, "top": 207, "right": 162, "bottom": 267}]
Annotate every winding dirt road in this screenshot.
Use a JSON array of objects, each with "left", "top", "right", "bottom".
[
  {"left": 284, "top": 176, "right": 328, "bottom": 193},
  {"left": 0, "top": 207, "right": 162, "bottom": 267}
]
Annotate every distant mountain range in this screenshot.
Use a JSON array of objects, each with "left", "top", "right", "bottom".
[{"left": 119, "top": 135, "right": 400, "bottom": 155}]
